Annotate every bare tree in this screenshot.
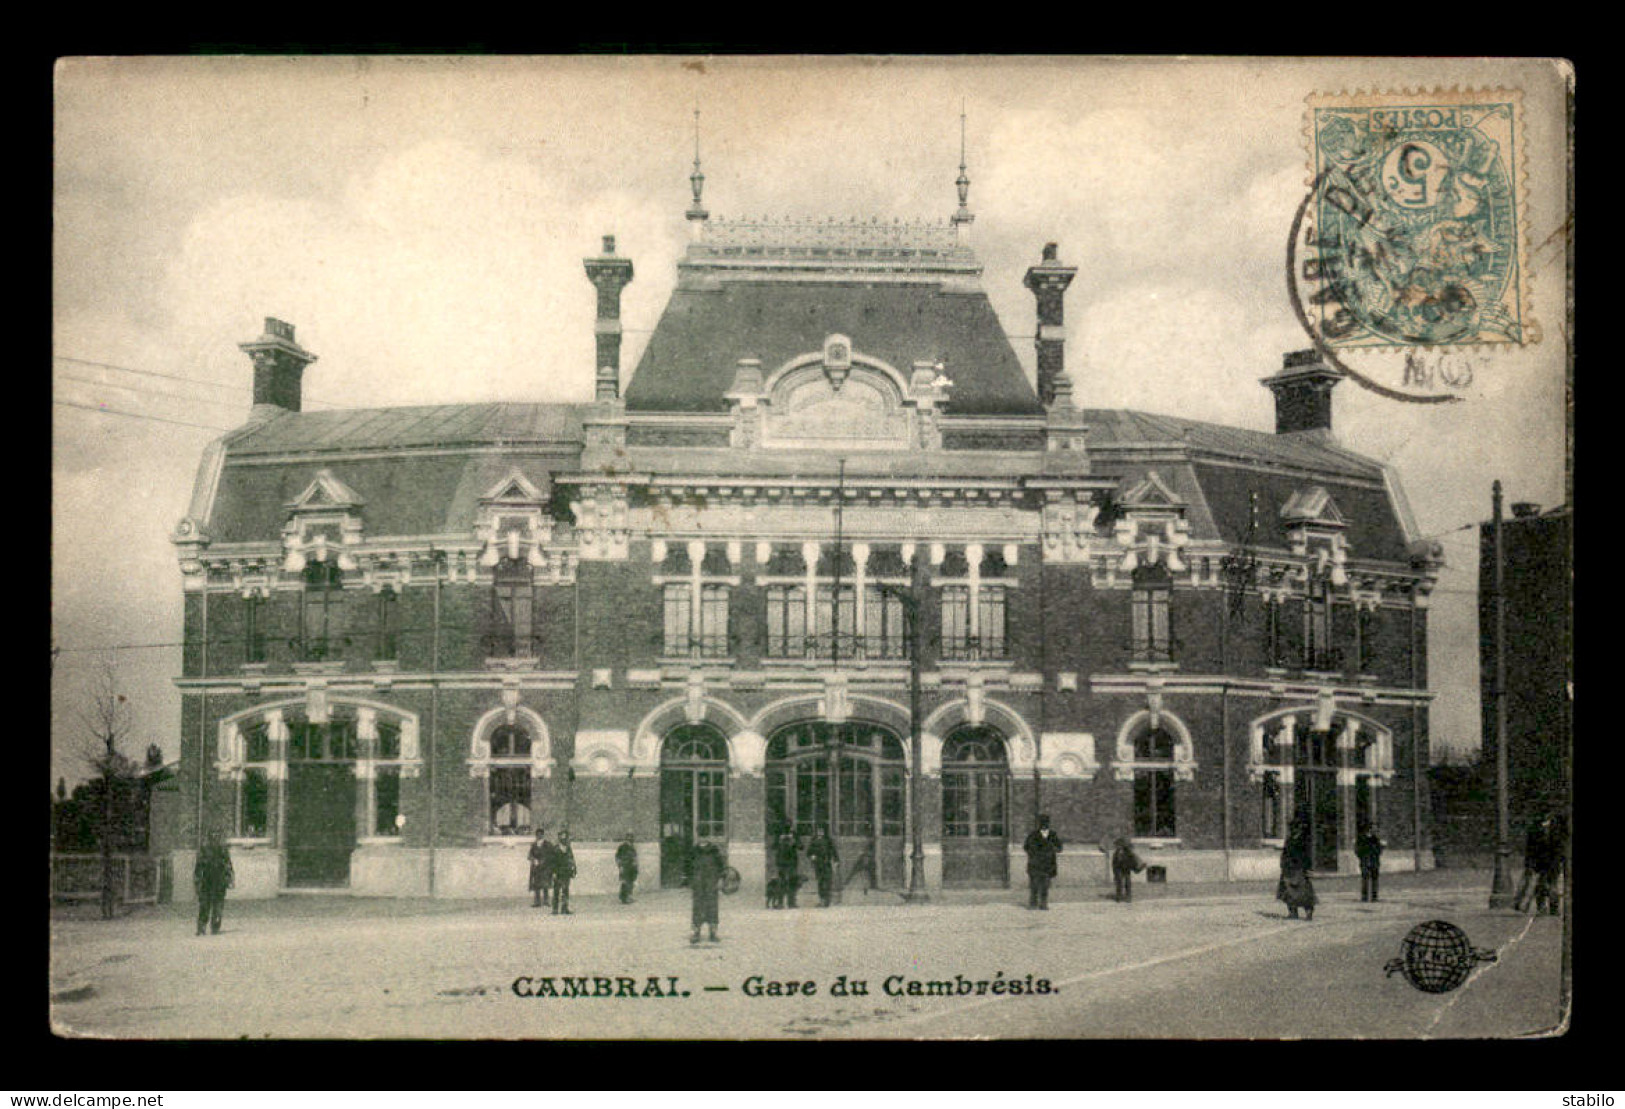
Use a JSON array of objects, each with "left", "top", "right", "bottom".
[{"left": 77, "top": 656, "right": 137, "bottom": 918}]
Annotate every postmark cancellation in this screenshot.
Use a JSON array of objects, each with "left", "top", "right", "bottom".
[{"left": 1303, "top": 88, "right": 1533, "bottom": 350}]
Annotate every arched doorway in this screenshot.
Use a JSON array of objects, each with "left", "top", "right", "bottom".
[
  {"left": 285, "top": 712, "right": 358, "bottom": 887},
  {"left": 659, "top": 724, "right": 729, "bottom": 888},
  {"left": 765, "top": 721, "right": 907, "bottom": 891},
  {"left": 941, "top": 725, "right": 1011, "bottom": 887}
]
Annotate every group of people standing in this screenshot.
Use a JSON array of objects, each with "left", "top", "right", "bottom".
[
  {"left": 526, "top": 828, "right": 580, "bottom": 914},
  {"left": 769, "top": 830, "right": 841, "bottom": 909}
]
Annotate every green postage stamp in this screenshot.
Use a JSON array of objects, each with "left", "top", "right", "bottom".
[{"left": 1305, "top": 89, "right": 1531, "bottom": 348}]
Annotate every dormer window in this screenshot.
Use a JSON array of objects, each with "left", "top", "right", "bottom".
[
  {"left": 282, "top": 469, "right": 365, "bottom": 575},
  {"left": 476, "top": 470, "right": 555, "bottom": 578}
]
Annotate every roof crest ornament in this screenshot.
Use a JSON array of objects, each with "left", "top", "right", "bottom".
[
  {"left": 686, "top": 105, "right": 708, "bottom": 228},
  {"left": 952, "top": 102, "right": 974, "bottom": 236}
]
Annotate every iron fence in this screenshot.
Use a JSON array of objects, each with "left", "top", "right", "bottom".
[{"left": 51, "top": 853, "right": 165, "bottom": 905}]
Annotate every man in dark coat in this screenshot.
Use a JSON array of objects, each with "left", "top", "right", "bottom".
[
  {"left": 550, "top": 830, "right": 577, "bottom": 915},
  {"left": 528, "top": 828, "right": 556, "bottom": 909},
  {"left": 1110, "top": 837, "right": 1144, "bottom": 903},
  {"left": 773, "top": 832, "right": 802, "bottom": 909},
  {"left": 1514, "top": 813, "right": 1558, "bottom": 913},
  {"left": 1532, "top": 814, "right": 1566, "bottom": 916},
  {"left": 615, "top": 833, "right": 639, "bottom": 905},
  {"left": 689, "top": 839, "right": 723, "bottom": 944},
  {"left": 194, "top": 833, "right": 234, "bottom": 936},
  {"left": 807, "top": 829, "right": 839, "bottom": 907},
  {"left": 1023, "top": 814, "right": 1063, "bottom": 910},
  {"left": 1356, "top": 824, "right": 1385, "bottom": 902},
  {"left": 1277, "top": 820, "right": 1317, "bottom": 920}
]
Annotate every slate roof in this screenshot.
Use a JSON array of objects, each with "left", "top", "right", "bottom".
[
  {"left": 224, "top": 403, "right": 590, "bottom": 455},
  {"left": 205, "top": 404, "right": 588, "bottom": 544},
  {"left": 1083, "top": 409, "right": 1410, "bottom": 561},
  {"left": 623, "top": 282, "right": 1043, "bottom": 417},
  {"left": 1080, "top": 409, "right": 1384, "bottom": 480}
]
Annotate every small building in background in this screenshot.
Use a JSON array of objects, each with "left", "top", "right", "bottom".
[{"left": 1479, "top": 500, "right": 1572, "bottom": 839}]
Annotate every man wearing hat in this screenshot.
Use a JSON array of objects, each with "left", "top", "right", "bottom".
[
  {"left": 550, "top": 829, "right": 577, "bottom": 915},
  {"left": 1023, "top": 814, "right": 1064, "bottom": 910},
  {"left": 528, "top": 827, "right": 557, "bottom": 909}
]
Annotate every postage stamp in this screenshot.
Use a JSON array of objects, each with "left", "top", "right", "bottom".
[{"left": 1302, "top": 89, "right": 1531, "bottom": 350}]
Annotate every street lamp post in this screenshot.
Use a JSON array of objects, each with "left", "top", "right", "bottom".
[
  {"left": 879, "top": 573, "right": 928, "bottom": 903},
  {"left": 1489, "top": 480, "right": 1514, "bottom": 908}
]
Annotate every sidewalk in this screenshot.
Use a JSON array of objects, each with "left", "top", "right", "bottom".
[{"left": 52, "top": 865, "right": 1500, "bottom": 925}]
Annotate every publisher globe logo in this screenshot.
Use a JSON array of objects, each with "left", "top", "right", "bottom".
[{"left": 1384, "top": 920, "right": 1497, "bottom": 993}]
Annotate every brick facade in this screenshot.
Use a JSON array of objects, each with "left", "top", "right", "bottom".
[{"left": 164, "top": 214, "right": 1440, "bottom": 901}]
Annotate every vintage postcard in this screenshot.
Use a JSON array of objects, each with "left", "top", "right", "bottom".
[{"left": 50, "top": 55, "right": 1572, "bottom": 1041}]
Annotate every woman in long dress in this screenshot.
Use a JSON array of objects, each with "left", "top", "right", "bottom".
[{"left": 1277, "top": 821, "right": 1317, "bottom": 920}]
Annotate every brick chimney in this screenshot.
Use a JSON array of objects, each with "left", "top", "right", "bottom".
[
  {"left": 239, "top": 317, "right": 317, "bottom": 416},
  {"left": 1023, "top": 243, "right": 1078, "bottom": 407},
  {"left": 584, "top": 235, "right": 635, "bottom": 401},
  {"left": 1261, "top": 350, "right": 1344, "bottom": 435}
]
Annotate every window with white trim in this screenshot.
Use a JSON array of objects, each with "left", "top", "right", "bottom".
[
  {"left": 487, "top": 723, "right": 534, "bottom": 836},
  {"left": 237, "top": 720, "right": 271, "bottom": 838},
  {"left": 299, "top": 560, "right": 346, "bottom": 662},
  {"left": 487, "top": 558, "right": 538, "bottom": 659},
  {"left": 937, "top": 548, "right": 1012, "bottom": 662},
  {"left": 1132, "top": 725, "right": 1177, "bottom": 837},
  {"left": 1130, "top": 565, "right": 1174, "bottom": 664},
  {"left": 372, "top": 719, "right": 403, "bottom": 836}
]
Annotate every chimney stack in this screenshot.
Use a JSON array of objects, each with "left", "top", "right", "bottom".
[
  {"left": 239, "top": 317, "right": 317, "bottom": 415},
  {"left": 1024, "top": 243, "right": 1078, "bottom": 407},
  {"left": 1262, "top": 350, "right": 1344, "bottom": 435},
  {"left": 584, "top": 235, "right": 635, "bottom": 401}
]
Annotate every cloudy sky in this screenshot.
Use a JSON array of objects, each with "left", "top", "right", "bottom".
[{"left": 52, "top": 56, "right": 1569, "bottom": 787}]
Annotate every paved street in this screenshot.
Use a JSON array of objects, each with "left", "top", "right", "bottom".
[{"left": 49, "top": 871, "right": 1564, "bottom": 1040}]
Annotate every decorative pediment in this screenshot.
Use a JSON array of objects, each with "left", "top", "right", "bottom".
[
  {"left": 1113, "top": 472, "right": 1190, "bottom": 573},
  {"left": 282, "top": 470, "right": 364, "bottom": 574},
  {"left": 726, "top": 345, "right": 951, "bottom": 451},
  {"left": 1121, "top": 470, "right": 1184, "bottom": 509},
  {"left": 1280, "top": 485, "right": 1346, "bottom": 528},
  {"left": 475, "top": 468, "right": 558, "bottom": 569},
  {"left": 286, "top": 469, "right": 365, "bottom": 514},
  {"left": 481, "top": 469, "right": 547, "bottom": 507},
  {"left": 1281, "top": 486, "right": 1350, "bottom": 584}
]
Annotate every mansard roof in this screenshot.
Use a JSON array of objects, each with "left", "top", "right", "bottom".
[
  {"left": 624, "top": 216, "right": 1042, "bottom": 417},
  {"left": 625, "top": 281, "right": 1042, "bottom": 417},
  {"left": 222, "top": 402, "right": 589, "bottom": 455},
  {"left": 203, "top": 404, "right": 587, "bottom": 545}
]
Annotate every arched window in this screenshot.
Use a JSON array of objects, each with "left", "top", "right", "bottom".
[
  {"left": 660, "top": 724, "right": 729, "bottom": 888},
  {"left": 487, "top": 723, "right": 535, "bottom": 836},
  {"left": 765, "top": 722, "right": 905, "bottom": 840},
  {"left": 238, "top": 721, "right": 272, "bottom": 839},
  {"left": 942, "top": 727, "right": 1008, "bottom": 839},
  {"left": 1261, "top": 770, "right": 1283, "bottom": 839},
  {"left": 1131, "top": 723, "right": 1177, "bottom": 837}
]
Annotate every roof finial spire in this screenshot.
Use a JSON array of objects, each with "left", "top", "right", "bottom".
[
  {"left": 952, "top": 101, "right": 974, "bottom": 235},
  {"left": 687, "top": 104, "right": 709, "bottom": 227}
]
